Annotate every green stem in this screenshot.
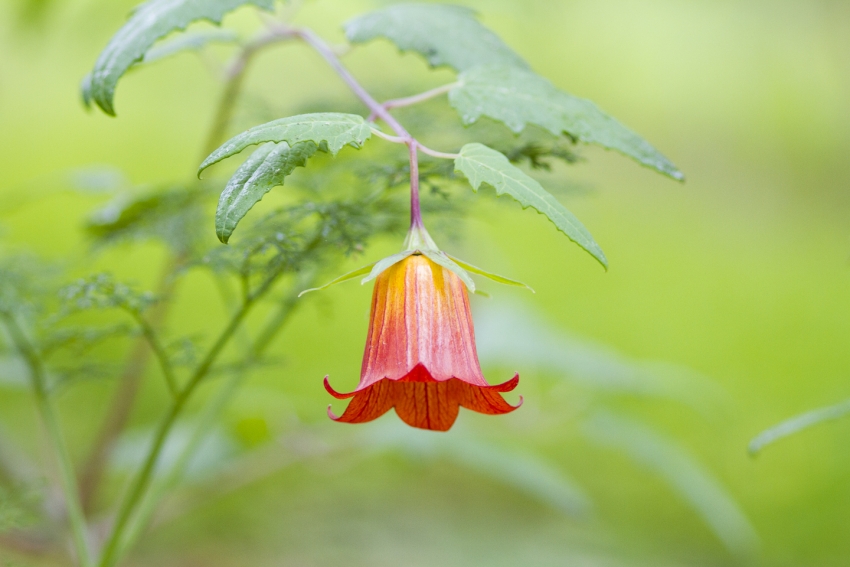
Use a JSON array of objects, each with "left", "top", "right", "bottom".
[
  {"left": 114, "top": 272, "right": 313, "bottom": 558},
  {"left": 1, "top": 312, "right": 93, "bottom": 567},
  {"left": 130, "top": 312, "right": 179, "bottom": 398},
  {"left": 97, "top": 302, "right": 251, "bottom": 567}
]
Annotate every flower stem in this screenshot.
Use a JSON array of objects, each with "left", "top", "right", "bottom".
[
  {"left": 0, "top": 312, "right": 93, "bottom": 567},
  {"left": 409, "top": 142, "right": 422, "bottom": 228},
  {"left": 293, "top": 27, "right": 411, "bottom": 140},
  {"left": 292, "top": 27, "right": 457, "bottom": 234}
]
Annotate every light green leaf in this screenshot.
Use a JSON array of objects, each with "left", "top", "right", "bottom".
[
  {"left": 199, "top": 113, "right": 371, "bottom": 174},
  {"left": 215, "top": 142, "right": 318, "bottom": 243},
  {"left": 584, "top": 412, "right": 759, "bottom": 558},
  {"left": 474, "top": 303, "right": 726, "bottom": 413},
  {"left": 361, "top": 251, "right": 415, "bottom": 285},
  {"left": 421, "top": 251, "right": 475, "bottom": 294},
  {"left": 450, "top": 66, "right": 683, "bottom": 180},
  {"left": 142, "top": 29, "right": 240, "bottom": 64},
  {"left": 447, "top": 254, "right": 534, "bottom": 293},
  {"left": 344, "top": 4, "right": 528, "bottom": 72},
  {"left": 748, "top": 397, "right": 850, "bottom": 455},
  {"left": 454, "top": 143, "right": 607, "bottom": 268},
  {"left": 86, "top": 0, "right": 274, "bottom": 115},
  {"left": 360, "top": 425, "right": 591, "bottom": 517},
  {"left": 298, "top": 263, "right": 376, "bottom": 297}
]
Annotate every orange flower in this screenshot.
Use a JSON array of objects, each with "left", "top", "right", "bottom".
[{"left": 324, "top": 254, "right": 521, "bottom": 431}]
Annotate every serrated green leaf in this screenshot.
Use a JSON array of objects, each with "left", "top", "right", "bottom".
[
  {"left": 199, "top": 113, "right": 371, "bottom": 174},
  {"left": 361, "top": 251, "right": 415, "bottom": 285},
  {"left": 86, "top": 0, "right": 274, "bottom": 115},
  {"left": 143, "top": 29, "right": 240, "bottom": 64},
  {"left": 216, "top": 142, "right": 318, "bottom": 243},
  {"left": 421, "top": 251, "right": 475, "bottom": 293},
  {"left": 446, "top": 255, "right": 534, "bottom": 293},
  {"left": 454, "top": 143, "right": 607, "bottom": 268},
  {"left": 450, "top": 66, "right": 684, "bottom": 181},
  {"left": 298, "top": 263, "right": 376, "bottom": 297},
  {"left": 345, "top": 4, "right": 528, "bottom": 72}
]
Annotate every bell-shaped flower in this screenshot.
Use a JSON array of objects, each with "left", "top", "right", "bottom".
[{"left": 323, "top": 229, "right": 523, "bottom": 431}]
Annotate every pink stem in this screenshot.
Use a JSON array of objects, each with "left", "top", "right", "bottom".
[
  {"left": 409, "top": 142, "right": 422, "bottom": 228},
  {"left": 292, "top": 27, "right": 426, "bottom": 230}
]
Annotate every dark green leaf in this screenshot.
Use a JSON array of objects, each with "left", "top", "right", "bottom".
[
  {"left": 216, "top": 142, "right": 318, "bottom": 243},
  {"left": 450, "top": 66, "right": 684, "bottom": 180},
  {"left": 86, "top": 0, "right": 274, "bottom": 115},
  {"left": 199, "top": 113, "right": 371, "bottom": 174},
  {"left": 345, "top": 4, "right": 528, "bottom": 72},
  {"left": 454, "top": 143, "right": 607, "bottom": 268}
]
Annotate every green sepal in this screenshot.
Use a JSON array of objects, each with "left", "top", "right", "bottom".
[
  {"left": 447, "top": 254, "right": 534, "bottom": 293},
  {"left": 361, "top": 251, "right": 416, "bottom": 284},
  {"left": 421, "top": 250, "right": 475, "bottom": 294},
  {"left": 298, "top": 263, "right": 376, "bottom": 297},
  {"left": 403, "top": 224, "right": 439, "bottom": 252}
]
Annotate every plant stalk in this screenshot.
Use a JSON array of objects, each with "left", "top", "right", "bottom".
[{"left": 1, "top": 312, "right": 93, "bottom": 567}]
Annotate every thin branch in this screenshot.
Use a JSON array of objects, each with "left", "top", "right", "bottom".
[
  {"left": 78, "top": 255, "right": 182, "bottom": 514},
  {"left": 114, "top": 273, "right": 313, "bottom": 557},
  {"left": 416, "top": 143, "right": 460, "bottom": 160},
  {"left": 0, "top": 312, "right": 93, "bottom": 567},
  {"left": 290, "top": 27, "right": 412, "bottom": 141},
  {"left": 129, "top": 312, "right": 178, "bottom": 398},
  {"left": 368, "top": 82, "right": 460, "bottom": 121},
  {"left": 96, "top": 253, "right": 298, "bottom": 567},
  {"left": 96, "top": 305, "right": 250, "bottom": 567},
  {"left": 370, "top": 129, "right": 458, "bottom": 159},
  {"left": 369, "top": 128, "right": 407, "bottom": 145}
]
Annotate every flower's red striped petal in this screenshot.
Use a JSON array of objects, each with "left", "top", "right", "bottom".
[{"left": 328, "top": 375, "right": 521, "bottom": 432}]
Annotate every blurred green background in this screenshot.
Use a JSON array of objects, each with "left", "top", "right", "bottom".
[{"left": 2, "top": 0, "right": 850, "bottom": 566}]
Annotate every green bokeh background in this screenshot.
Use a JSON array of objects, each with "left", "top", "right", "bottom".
[{"left": 2, "top": 0, "right": 850, "bottom": 565}]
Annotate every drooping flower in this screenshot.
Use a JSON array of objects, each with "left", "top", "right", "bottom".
[{"left": 324, "top": 253, "right": 521, "bottom": 431}]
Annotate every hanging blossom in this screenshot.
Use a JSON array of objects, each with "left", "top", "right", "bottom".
[{"left": 315, "top": 221, "right": 524, "bottom": 431}]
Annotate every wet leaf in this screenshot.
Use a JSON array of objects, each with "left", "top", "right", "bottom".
[
  {"left": 216, "top": 142, "right": 318, "bottom": 243},
  {"left": 199, "top": 113, "right": 371, "bottom": 174}
]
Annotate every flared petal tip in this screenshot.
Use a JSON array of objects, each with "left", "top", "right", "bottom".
[
  {"left": 490, "top": 373, "right": 520, "bottom": 393},
  {"left": 323, "top": 375, "right": 355, "bottom": 400},
  {"left": 327, "top": 404, "right": 340, "bottom": 421}
]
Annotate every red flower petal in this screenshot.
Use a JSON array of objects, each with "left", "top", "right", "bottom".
[{"left": 325, "top": 255, "right": 522, "bottom": 431}]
